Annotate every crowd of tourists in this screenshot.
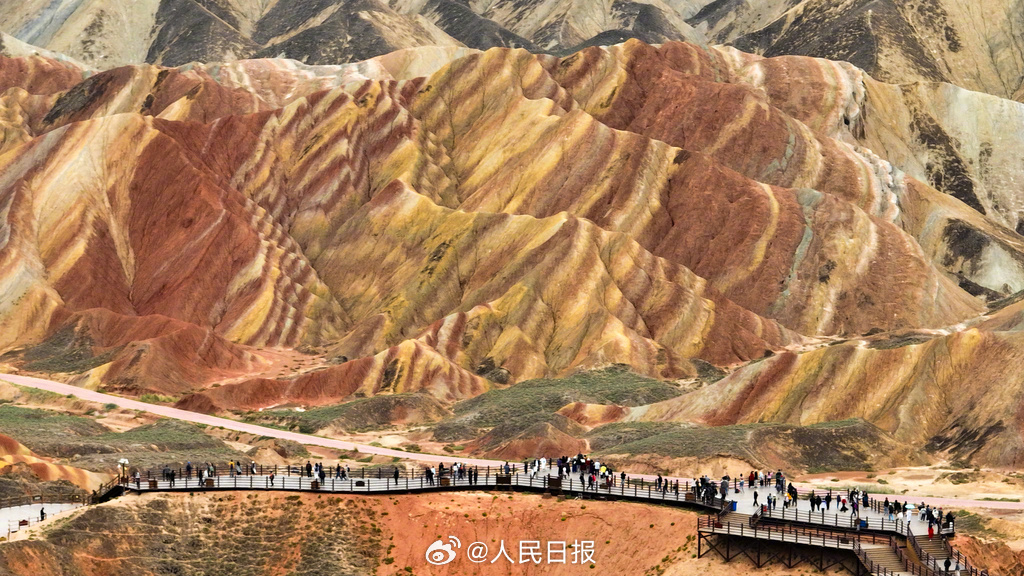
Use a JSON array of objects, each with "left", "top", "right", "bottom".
[{"left": 138, "top": 458, "right": 958, "bottom": 537}]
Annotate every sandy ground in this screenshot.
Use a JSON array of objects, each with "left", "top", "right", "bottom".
[{"left": 799, "top": 467, "right": 1024, "bottom": 500}]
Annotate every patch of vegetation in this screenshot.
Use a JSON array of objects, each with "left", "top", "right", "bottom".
[
  {"left": 816, "top": 483, "right": 897, "bottom": 495},
  {"left": 245, "top": 394, "right": 449, "bottom": 434},
  {"left": 21, "top": 324, "right": 124, "bottom": 374},
  {"left": 36, "top": 492, "right": 386, "bottom": 574},
  {"left": 938, "top": 471, "right": 978, "bottom": 485},
  {"left": 588, "top": 422, "right": 755, "bottom": 459},
  {"left": 0, "top": 406, "right": 245, "bottom": 472},
  {"left": 249, "top": 437, "right": 309, "bottom": 459},
  {"left": 431, "top": 420, "right": 481, "bottom": 443},
  {"left": 0, "top": 475, "right": 85, "bottom": 500},
  {"left": 139, "top": 394, "right": 176, "bottom": 404},
  {"left": 471, "top": 413, "right": 588, "bottom": 451},
  {"left": 866, "top": 333, "right": 935, "bottom": 350},
  {"left": 978, "top": 497, "right": 1020, "bottom": 502},
  {"left": 691, "top": 359, "right": 727, "bottom": 383},
  {"left": 588, "top": 419, "right": 904, "bottom": 473},
  {"left": 954, "top": 511, "right": 1003, "bottom": 539},
  {"left": 451, "top": 365, "right": 683, "bottom": 429},
  {"left": 0, "top": 405, "right": 109, "bottom": 448}
]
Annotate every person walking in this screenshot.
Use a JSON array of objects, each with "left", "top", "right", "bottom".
[
  {"left": 753, "top": 490, "right": 759, "bottom": 507},
  {"left": 944, "top": 558, "right": 952, "bottom": 574}
]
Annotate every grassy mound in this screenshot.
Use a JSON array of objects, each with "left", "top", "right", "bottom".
[
  {"left": 0, "top": 406, "right": 246, "bottom": 472},
  {"left": 588, "top": 419, "right": 917, "bottom": 472},
  {"left": 451, "top": 365, "right": 682, "bottom": 429},
  {"left": 245, "top": 393, "right": 450, "bottom": 434}
]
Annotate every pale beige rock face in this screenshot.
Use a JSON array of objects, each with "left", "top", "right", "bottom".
[
  {"left": 0, "top": 0, "right": 161, "bottom": 68},
  {"left": 699, "top": 0, "right": 1024, "bottom": 102}
]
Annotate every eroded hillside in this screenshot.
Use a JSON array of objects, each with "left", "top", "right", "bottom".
[{"left": 2, "top": 38, "right": 1024, "bottom": 466}]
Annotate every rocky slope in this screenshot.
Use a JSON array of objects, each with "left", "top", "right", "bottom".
[
  {"left": 0, "top": 491, "right": 805, "bottom": 575},
  {"left": 0, "top": 433, "right": 105, "bottom": 492},
  {"left": 4, "top": 0, "right": 1022, "bottom": 106},
  {"left": 0, "top": 0, "right": 705, "bottom": 70},
  {"left": 3, "top": 37, "right": 1024, "bottom": 465},
  {"left": 695, "top": 0, "right": 1024, "bottom": 102}
]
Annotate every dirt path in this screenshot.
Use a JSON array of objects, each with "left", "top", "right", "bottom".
[
  {"left": 0, "top": 374, "right": 507, "bottom": 467},
  {"left": 4, "top": 372, "right": 1024, "bottom": 512}
]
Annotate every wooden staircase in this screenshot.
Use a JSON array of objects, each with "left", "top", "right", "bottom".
[
  {"left": 720, "top": 511, "right": 751, "bottom": 524},
  {"left": 914, "top": 533, "right": 952, "bottom": 572}
]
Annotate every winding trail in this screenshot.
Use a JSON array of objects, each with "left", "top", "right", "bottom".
[{"left": 4, "top": 373, "right": 1024, "bottom": 512}]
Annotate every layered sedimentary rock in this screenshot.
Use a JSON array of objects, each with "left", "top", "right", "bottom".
[
  {"left": 3, "top": 37, "right": 1024, "bottom": 463},
  {"left": 0, "top": 434, "right": 107, "bottom": 491},
  {"left": 740, "top": 54, "right": 1024, "bottom": 272},
  {"left": 615, "top": 328, "right": 1024, "bottom": 467}
]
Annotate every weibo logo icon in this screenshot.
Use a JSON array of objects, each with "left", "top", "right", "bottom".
[{"left": 425, "top": 536, "right": 461, "bottom": 565}]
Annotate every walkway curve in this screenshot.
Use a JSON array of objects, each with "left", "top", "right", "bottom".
[{"left": 4, "top": 373, "right": 1024, "bottom": 512}]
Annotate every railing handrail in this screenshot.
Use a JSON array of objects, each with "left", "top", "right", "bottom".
[
  {"left": 0, "top": 492, "right": 89, "bottom": 510},
  {"left": 909, "top": 529, "right": 986, "bottom": 576},
  {"left": 760, "top": 503, "right": 911, "bottom": 534}
]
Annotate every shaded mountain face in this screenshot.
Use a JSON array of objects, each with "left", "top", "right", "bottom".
[
  {"left": 693, "top": 0, "right": 1024, "bottom": 102},
  {"left": 3, "top": 0, "right": 1022, "bottom": 105},
  {"left": 0, "top": 0, "right": 704, "bottom": 69}
]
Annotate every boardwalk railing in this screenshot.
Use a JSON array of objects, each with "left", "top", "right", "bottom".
[
  {"left": 0, "top": 493, "right": 87, "bottom": 509},
  {"left": 761, "top": 505, "right": 909, "bottom": 534},
  {"left": 699, "top": 516, "right": 891, "bottom": 550},
  {"left": 892, "top": 526, "right": 941, "bottom": 576},
  {"left": 126, "top": 462, "right": 733, "bottom": 495},
  {"left": 761, "top": 501, "right": 986, "bottom": 576},
  {"left": 0, "top": 485, "right": 123, "bottom": 511},
  {"left": 123, "top": 469, "right": 734, "bottom": 512},
  {"left": 852, "top": 540, "right": 902, "bottom": 576},
  {"left": 911, "top": 531, "right": 988, "bottom": 576}
]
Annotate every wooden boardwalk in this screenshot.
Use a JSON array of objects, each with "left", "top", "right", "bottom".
[
  {"left": 99, "top": 468, "right": 989, "bottom": 576},
  {"left": 124, "top": 471, "right": 730, "bottom": 513}
]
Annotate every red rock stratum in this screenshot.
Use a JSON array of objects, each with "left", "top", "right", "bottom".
[{"left": 1, "top": 40, "right": 1023, "bottom": 464}]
